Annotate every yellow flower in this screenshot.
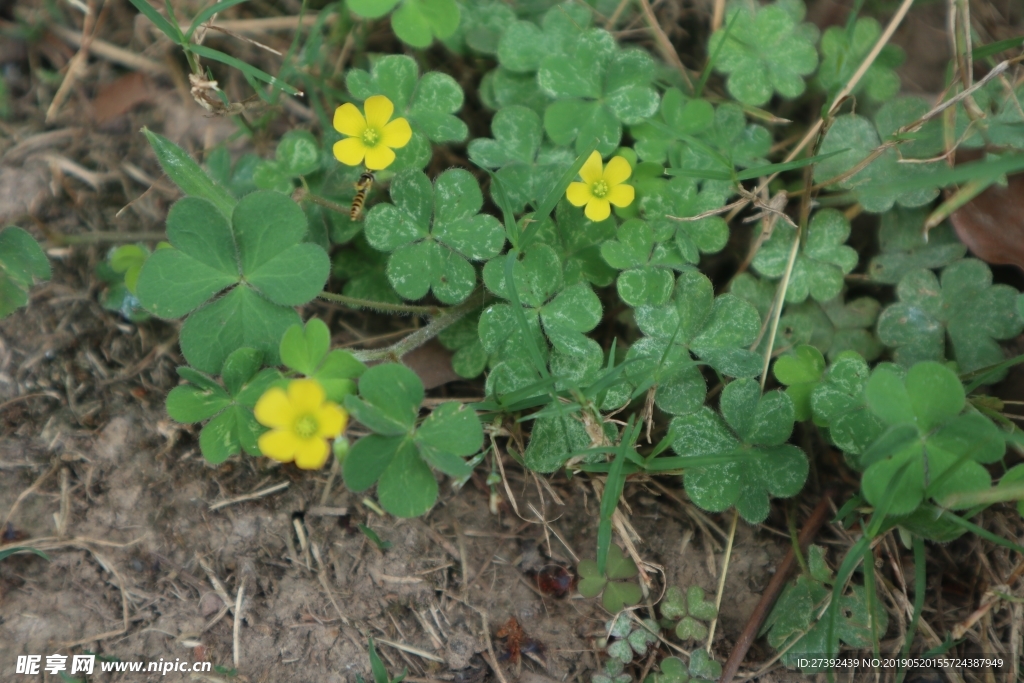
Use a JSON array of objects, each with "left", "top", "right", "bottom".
[
  {"left": 332, "top": 95, "right": 412, "bottom": 171},
  {"left": 254, "top": 379, "right": 348, "bottom": 470},
  {"left": 566, "top": 151, "right": 635, "bottom": 222}
]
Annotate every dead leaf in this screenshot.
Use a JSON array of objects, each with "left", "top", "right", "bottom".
[
  {"left": 92, "top": 72, "right": 154, "bottom": 125},
  {"left": 949, "top": 173, "right": 1024, "bottom": 272},
  {"left": 402, "top": 339, "right": 460, "bottom": 390}
]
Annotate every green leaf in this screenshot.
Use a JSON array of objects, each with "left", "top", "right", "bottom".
[
  {"left": 343, "top": 434, "right": 406, "bottom": 491},
  {"left": 811, "top": 351, "right": 886, "bottom": 462},
  {"left": 377, "top": 437, "right": 439, "bottom": 517},
  {"left": 813, "top": 114, "right": 941, "bottom": 213},
  {"left": 136, "top": 248, "right": 239, "bottom": 319},
  {"left": 142, "top": 129, "right": 237, "bottom": 219},
  {"left": 312, "top": 350, "right": 365, "bottom": 403},
  {"left": 707, "top": 0, "right": 819, "bottom": 106},
  {"left": 178, "top": 285, "right": 300, "bottom": 374},
  {"left": 348, "top": 0, "right": 402, "bottom": 19},
  {"left": 276, "top": 130, "right": 321, "bottom": 177},
  {"left": 877, "top": 259, "right": 1023, "bottom": 376},
  {"left": 391, "top": 0, "right": 460, "bottom": 48},
  {"left": 220, "top": 347, "right": 263, "bottom": 397},
  {"left": 199, "top": 406, "right": 254, "bottom": 464},
  {"left": 817, "top": 18, "right": 903, "bottom": 104},
  {"left": 859, "top": 361, "right": 1004, "bottom": 516},
  {"left": 670, "top": 379, "right": 807, "bottom": 523},
  {"left": 189, "top": 45, "right": 300, "bottom": 96},
  {"left": 773, "top": 345, "right": 826, "bottom": 421},
  {"left": 348, "top": 363, "right": 423, "bottom": 435},
  {"left": 366, "top": 170, "right": 501, "bottom": 304},
  {"left": 416, "top": 402, "right": 483, "bottom": 458},
  {"left": 280, "top": 318, "right": 331, "bottom": 376},
  {"left": 166, "top": 383, "right": 231, "bottom": 423},
  {"left": 0, "top": 226, "right": 50, "bottom": 317},
  {"left": 687, "top": 649, "right": 722, "bottom": 681},
  {"left": 524, "top": 413, "right": 591, "bottom": 473},
  {"left": 752, "top": 209, "right": 858, "bottom": 303},
  {"left": 686, "top": 585, "right": 718, "bottom": 620},
  {"left": 867, "top": 207, "right": 965, "bottom": 285}
]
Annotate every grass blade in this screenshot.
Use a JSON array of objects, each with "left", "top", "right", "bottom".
[
  {"left": 189, "top": 44, "right": 302, "bottom": 96},
  {"left": 128, "top": 0, "right": 185, "bottom": 44},
  {"left": 186, "top": 0, "right": 252, "bottom": 39}
]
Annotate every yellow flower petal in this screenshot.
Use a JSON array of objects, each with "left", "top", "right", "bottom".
[
  {"left": 566, "top": 181, "right": 592, "bottom": 207},
  {"left": 288, "top": 378, "right": 326, "bottom": 413},
  {"left": 364, "top": 145, "right": 397, "bottom": 170},
  {"left": 333, "top": 103, "right": 366, "bottom": 137},
  {"left": 294, "top": 437, "right": 330, "bottom": 470},
  {"left": 333, "top": 138, "right": 367, "bottom": 166},
  {"left": 381, "top": 117, "right": 412, "bottom": 149},
  {"left": 578, "top": 151, "right": 604, "bottom": 184},
  {"left": 607, "top": 183, "right": 635, "bottom": 208},
  {"left": 584, "top": 198, "right": 611, "bottom": 222},
  {"left": 363, "top": 94, "right": 395, "bottom": 129},
  {"left": 315, "top": 404, "right": 348, "bottom": 439},
  {"left": 254, "top": 387, "right": 293, "bottom": 429},
  {"left": 603, "top": 156, "right": 633, "bottom": 186},
  {"left": 258, "top": 429, "right": 298, "bottom": 463}
]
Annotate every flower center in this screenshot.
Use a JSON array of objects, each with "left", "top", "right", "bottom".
[
  {"left": 590, "top": 179, "right": 610, "bottom": 199},
  {"left": 294, "top": 414, "right": 319, "bottom": 439},
  {"left": 361, "top": 127, "right": 382, "bottom": 147}
]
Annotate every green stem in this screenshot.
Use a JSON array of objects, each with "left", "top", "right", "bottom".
[
  {"left": 295, "top": 187, "right": 350, "bottom": 216},
  {"left": 52, "top": 232, "right": 166, "bottom": 245},
  {"left": 350, "top": 294, "right": 487, "bottom": 364},
  {"left": 318, "top": 291, "right": 445, "bottom": 316}
]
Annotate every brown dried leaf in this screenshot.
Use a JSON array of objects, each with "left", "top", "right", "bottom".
[{"left": 949, "top": 174, "right": 1024, "bottom": 272}]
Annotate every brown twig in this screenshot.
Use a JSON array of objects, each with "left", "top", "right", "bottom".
[{"left": 719, "top": 491, "right": 835, "bottom": 683}]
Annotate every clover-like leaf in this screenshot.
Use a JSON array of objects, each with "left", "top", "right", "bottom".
[
  {"left": 867, "top": 206, "right": 966, "bottom": 284},
  {"left": 346, "top": 55, "right": 467, "bottom": 170},
  {"left": 137, "top": 191, "right": 329, "bottom": 373},
  {"left": 877, "top": 259, "right": 1024, "bottom": 376},
  {"left": 768, "top": 579, "right": 888, "bottom": 673},
  {"left": 165, "top": 349, "right": 283, "bottom": 464},
  {"left": 530, "top": 201, "right": 619, "bottom": 288},
  {"left": 812, "top": 113, "right": 942, "bottom": 214},
  {"left": 468, "top": 105, "right": 574, "bottom": 212},
  {"left": 349, "top": 0, "right": 459, "bottom": 48},
  {"left": 577, "top": 545, "right": 641, "bottom": 612},
  {"left": 670, "top": 378, "right": 808, "bottom": 523},
  {"left": 630, "top": 88, "right": 714, "bottom": 165},
  {"left": 817, "top": 18, "right": 903, "bottom": 104},
  {"left": 859, "top": 361, "right": 1006, "bottom": 516},
  {"left": 640, "top": 176, "right": 732, "bottom": 265},
  {"left": 648, "top": 657, "right": 689, "bottom": 683},
  {"left": 0, "top": 226, "right": 51, "bottom": 318},
  {"left": 707, "top": 0, "right": 819, "bottom": 106},
  {"left": 810, "top": 351, "right": 886, "bottom": 466},
  {"left": 496, "top": 3, "right": 593, "bottom": 74},
  {"left": 627, "top": 619, "right": 659, "bottom": 656},
  {"left": 444, "top": 0, "right": 515, "bottom": 55},
  {"left": 600, "top": 219, "right": 681, "bottom": 307},
  {"left": 774, "top": 345, "right": 826, "bottom": 421},
  {"left": 365, "top": 169, "right": 504, "bottom": 303},
  {"left": 607, "top": 639, "right": 634, "bottom": 664},
  {"left": 676, "top": 102, "right": 772, "bottom": 174},
  {"left": 540, "top": 31, "right": 660, "bottom": 154},
  {"left": 686, "top": 585, "right": 718, "bottom": 621},
  {"left": 687, "top": 649, "right": 722, "bottom": 681},
  {"left": 343, "top": 364, "right": 483, "bottom": 517},
  {"left": 627, "top": 269, "right": 761, "bottom": 416},
  {"left": 332, "top": 237, "right": 401, "bottom": 305},
  {"left": 753, "top": 209, "right": 858, "bottom": 303}
]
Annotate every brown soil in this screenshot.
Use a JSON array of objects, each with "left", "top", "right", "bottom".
[{"left": 2, "top": 1, "right": 1023, "bottom": 682}]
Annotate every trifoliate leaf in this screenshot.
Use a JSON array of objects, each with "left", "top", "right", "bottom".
[
  {"left": 860, "top": 361, "right": 1005, "bottom": 516},
  {"left": 365, "top": 169, "right": 504, "bottom": 303},
  {"left": 707, "top": 0, "right": 819, "bottom": 106},
  {"left": 876, "top": 259, "right": 1023, "bottom": 376},
  {"left": 752, "top": 209, "right": 858, "bottom": 303},
  {"left": 670, "top": 379, "right": 808, "bottom": 523},
  {"left": 867, "top": 206, "right": 966, "bottom": 284},
  {"left": 817, "top": 18, "right": 903, "bottom": 104}
]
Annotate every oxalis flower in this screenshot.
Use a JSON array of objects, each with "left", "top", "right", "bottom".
[
  {"left": 254, "top": 378, "right": 348, "bottom": 470},
  {"left": 566, "top": 151, "right": 635, "bottom": 222},
  {"left": 332, "top": 94, "right": 412, "bottom": 171}
]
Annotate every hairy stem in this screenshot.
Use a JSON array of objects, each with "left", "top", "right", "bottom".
[
  {"left": 350, "top": 293, "right": 488, "bottom": 363},
  {"left": 318, "top": 291, "right": 445, "bottom": 316}
]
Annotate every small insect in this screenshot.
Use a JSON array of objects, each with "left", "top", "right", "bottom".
[
  {"left": 350, "top": 171, "right": 375, "bottom": 221},
  {"left": 533, "top": 565, "right": 574, "bottom": 598},
  {"left": 496, "top": 617, "right": 544, "bottom": 669}
]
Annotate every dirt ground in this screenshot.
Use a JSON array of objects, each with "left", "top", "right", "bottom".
[{"left": 2, "top": 0, "right": 1024, "bottom": 681}]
